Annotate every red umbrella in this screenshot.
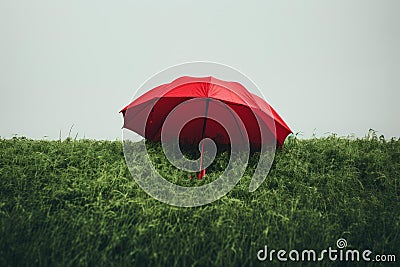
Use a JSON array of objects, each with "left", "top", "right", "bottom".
[{"left": 121, "top": 76, "right": 292, "bottom": 179}]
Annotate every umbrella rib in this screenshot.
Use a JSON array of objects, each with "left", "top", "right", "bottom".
[
  {"left": 220, "top": 103, "right": 247, "bottom": 145},
  {"left": 123, "top": 98, "right": 158, "bottom": 129},
  {"left": 148, "top": 97, "right": 191, "bottom": 141}
]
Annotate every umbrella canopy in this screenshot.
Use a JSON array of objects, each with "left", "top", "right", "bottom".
[
  {"left": 121, "top": 76, "right": 292, "bottom": 178},
  {"left": 121, "top": 76, "right": 291, "bottom": 145}
]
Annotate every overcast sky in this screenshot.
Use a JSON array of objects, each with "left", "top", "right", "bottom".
[{"left": 1, "top": 0, "right": 399, "bottom": 140}]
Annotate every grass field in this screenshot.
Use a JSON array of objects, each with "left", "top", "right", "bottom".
[{"left": 0, "top": 132, "right": 399, "bottom": 266}]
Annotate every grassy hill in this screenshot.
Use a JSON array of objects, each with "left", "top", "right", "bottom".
[{"left": 0, "top": 133, "right": 399, "bottom": 266}]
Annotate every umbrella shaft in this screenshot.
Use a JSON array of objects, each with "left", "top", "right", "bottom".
[{"left": 199, "top": 98, "right": 210, "bottom": 172}]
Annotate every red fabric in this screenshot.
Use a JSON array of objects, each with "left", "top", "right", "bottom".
[{"left": 121, "top": 76, "right": 292, "bottom": 147}]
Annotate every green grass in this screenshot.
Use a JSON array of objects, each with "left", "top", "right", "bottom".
[{"left": 0, "top": 132, "right": 399, "bottom": 266}]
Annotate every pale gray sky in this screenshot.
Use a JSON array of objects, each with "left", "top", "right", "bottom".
[{"left": 1, "top": 0, "right": 399, "bottom": 140}]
